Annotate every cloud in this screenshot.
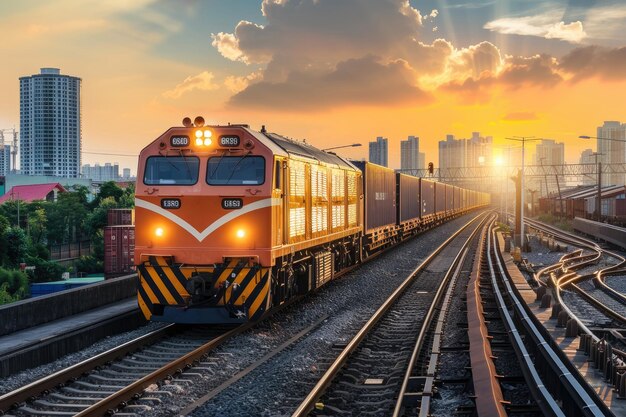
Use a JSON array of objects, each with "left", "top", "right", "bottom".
[
  {"left": 212, "top": 0, "right": 422, "bottom": 72},
  {"left": 162, "top": 71, "right": 219, "bottom": 99},
  {"left": 582, "top": 4, "right": 626, "bottom": 42},
  {"left": 228, "top": 56, "right": 432, "bottom": 110},
  {"left": 224, "top": 71, "right": 263, "bottom": 93},
  {"left": 211, "top": 0, "right": 624, "bottom": 110},
  {"left": 441, "top": 54, "right": 562, "bottom": 102},
  {"left": 560, "top": 45, "right": 626, "bottom": 81},
  {"left": 484, "top": 12, "right": 587, "bottom": 43}
]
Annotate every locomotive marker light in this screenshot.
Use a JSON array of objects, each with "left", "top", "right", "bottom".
[
  {"left": 193, "top": 116, "right": 205, "bottom": 127},
  {"left": 236, "top": 229, "right": 246, "bottom": 239},
  {"left": 204, "top": 129, "right": 213, "bottom": 146}
]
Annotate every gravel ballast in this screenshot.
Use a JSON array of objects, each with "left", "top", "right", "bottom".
[{"left": 124, "top": 212, "right": 485, "bottom": 417}]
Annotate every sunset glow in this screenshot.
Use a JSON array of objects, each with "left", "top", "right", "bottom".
[{"left": 0, "top": 0, "right": 625, "bottom": 172}]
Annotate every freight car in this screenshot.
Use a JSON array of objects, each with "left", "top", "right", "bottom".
[
  {"left": 572, "top": 217, "right": 626, "bottom": 250},
  {"left": 135, "top": 118, "right": 490, "bottom": 324}
]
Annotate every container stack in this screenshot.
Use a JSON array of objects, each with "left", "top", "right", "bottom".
[{"left": 104, "top": 209, "right": 135, "bottom": 278}]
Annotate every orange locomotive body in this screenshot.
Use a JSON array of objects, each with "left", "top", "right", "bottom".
[{"left": 135, "top": 119, "right": 362, "bottom": 323}]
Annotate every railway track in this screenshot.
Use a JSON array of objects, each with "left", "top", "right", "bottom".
[
  {"left": 525, "top": 218, "right": 626, "bottom": 400},
  {"left": 0, "top": 323, "right": 247, "bottom": 416},
  {"left": 1, "top": 213, "right": 487, "bottom": 417},
  {"left": 485, "top": 219, "right": 610, "bottom": 417},
  {"left": 292, "top": 215, "right": 612, "bottom": 417},
  {"left": 291, "top": 212, "right": 488, "bottom": 416}
]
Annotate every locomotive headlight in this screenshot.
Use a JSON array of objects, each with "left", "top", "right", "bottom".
[
  {"left": 195, "top": 130, "right": 203, "bottom": 138},
  {"left": 203, "top": 129, "right": 212, "bottom": 138},
  {"left": 195, "top": 138, "right": 203, "bottom": 146},
  {"left": 155, "top": 227, "right": 164, "bottom": 237},
  {"left": 204, "top": 137, "right": 212, "bottom": 146},
  {"left": 236, "top": 229, "right": 246, "bottom": 239}
]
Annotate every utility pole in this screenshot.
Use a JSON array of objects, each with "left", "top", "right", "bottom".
[
  {"left": 597, "top": 160, "right": 602, "bottom": 221},
  {"left": 506, "top": 136, "right": 541, "bottom": 251},
  {"left": 512, "top": 170, "right": 522, "bottom": 245}
]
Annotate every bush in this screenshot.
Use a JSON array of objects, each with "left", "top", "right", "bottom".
[
  {"left": 75, "top": 256, "right": 103, "bottom": 275},
  {"left": 0, "top": 267, "right": 29, "bottom": 303},
  {"left": 24, "top": 256, "right": 66, "bottom": 283}
]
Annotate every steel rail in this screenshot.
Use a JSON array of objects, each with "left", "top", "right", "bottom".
[
  {"left": 291, "top": 211, "right": 488, "bottom": 417},
  {"left": 0, "top": 323, "right": 177, "bottom": 414},
  {"left": 393, "top": 213, "right": 490, "bottom": 417},
  {"left": 487, "top": 220, "right": 566, "bottom": 417},
  {"left": 465, "top": 216, "right": 507, "bottom": 417},
  {"left": 73, "top": 211, "right": 484, "bottom": 416},
  {"left": 490, "top": 224, "right": 611, "bottom": 417},
  {"left": 526, "top": 218, "right": 626, "bottom": 341}
]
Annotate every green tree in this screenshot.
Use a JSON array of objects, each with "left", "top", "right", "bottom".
[
  {"left": 27, "top": 207, "right": 47, "bottom": 245},
  {"left": 46, "top": 192, "right": 88, "bottom": 244},
  {"left": 118, "top": 183, "right": 135, "bottom": 208},
  {"left": 86, "top": 197, "right": 118, "bottom": 235},
  {"left": 93, "top": 181, "right": 124, "bottom": 208},
  {"left": 5, "top": 227, "right": 28, "bottom": 268},
  {"left": 0, "top": 200, "right": 25, "bottom": 228},
  {"left": 0, "top": 213, "right": 9, "bottom": 263}
]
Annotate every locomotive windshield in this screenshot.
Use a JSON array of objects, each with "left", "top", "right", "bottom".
[
  {"left": 207, "top": 155, "right": 265, "bottom": 185},
  {"left": 144, "top": 156, "right": 199, "bottom": 185}
]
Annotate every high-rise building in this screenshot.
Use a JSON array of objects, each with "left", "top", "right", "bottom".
[
  {"left": 0, "top": 145, "right": 11, "bottom": 175},
  {"left": 596, "top": 121, "right": 626, "bottom": 186},
  {"left": 369, "top": 136, "right": 388, "bottom": 167},
  {"left": 400, "top": 136, "right": 424, "bottom": 171},
  {"left": 20, "top": 68, "right": 81, "bottom": 178},
  {"left": 122, "top": 168, "right": 131, "bottom": 180},
  {"left": 533, "top": 139, "right": 565, "bottom": 196},
  {"left": 81, "top": 163, "right": 120, "bottom": 182},
  {"left": 438, "top": 132, "right": 493, "bottom": 171},
  {"left": 579, "top": 149, "right": 597, "bottom": 186}
]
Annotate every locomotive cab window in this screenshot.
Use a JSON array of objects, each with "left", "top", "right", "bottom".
[
  {"left": 144, "top": 156, "right": 199, "bottom": 185},
  {"left": 207, "top": 156, "right": 265, "bottom": 185}
]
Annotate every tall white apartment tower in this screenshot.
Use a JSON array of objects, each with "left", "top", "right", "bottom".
[
  {"left": 20, "top": 68, "right": 81, "bottom": 177},
  {"left": 597, "top": 121, "right": 626, "bottom": 187},
  {"left": 401, "top": 136, "right": 425, "bottom": 171}
]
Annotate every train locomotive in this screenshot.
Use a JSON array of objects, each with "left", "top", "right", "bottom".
[{"left": 135, "top": 117, "right": 490, "bottom": 324}]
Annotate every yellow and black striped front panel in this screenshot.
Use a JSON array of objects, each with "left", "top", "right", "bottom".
[{"left": 137, "top": 256, "right": 271, "bottom": 322}]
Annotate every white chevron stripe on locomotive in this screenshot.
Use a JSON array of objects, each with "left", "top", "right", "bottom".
[{"left": 135, "top": 197, "right": 281, "bottom": 242}]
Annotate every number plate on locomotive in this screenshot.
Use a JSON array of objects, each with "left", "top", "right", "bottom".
[
  {"left": 219, "top": 135, "right": 240, "bottom": 147},
  {"left": 170, "top": 136, "right": 190, "bottom": 147},
  {"left": 161, "top": 198, "right": 181, "bottom": 209},
  {"left": 222, "top": 198, "right": 243, "bottom": 209}
]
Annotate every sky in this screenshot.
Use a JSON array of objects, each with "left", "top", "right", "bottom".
[{"left": 1, "top": 0, "right": 625, "bottom": 172}]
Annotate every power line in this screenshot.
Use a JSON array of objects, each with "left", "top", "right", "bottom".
[{"left": 82, "top": 151, "right": 138, "bottom": 157}]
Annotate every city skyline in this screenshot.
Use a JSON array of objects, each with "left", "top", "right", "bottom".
[{"left": 0, "top": 1, "right": 625, "bottom": 171}]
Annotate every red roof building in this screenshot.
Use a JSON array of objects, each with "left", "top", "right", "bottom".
[{"left": 0, "top": 183, "right": 67, "bottom": 204}]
